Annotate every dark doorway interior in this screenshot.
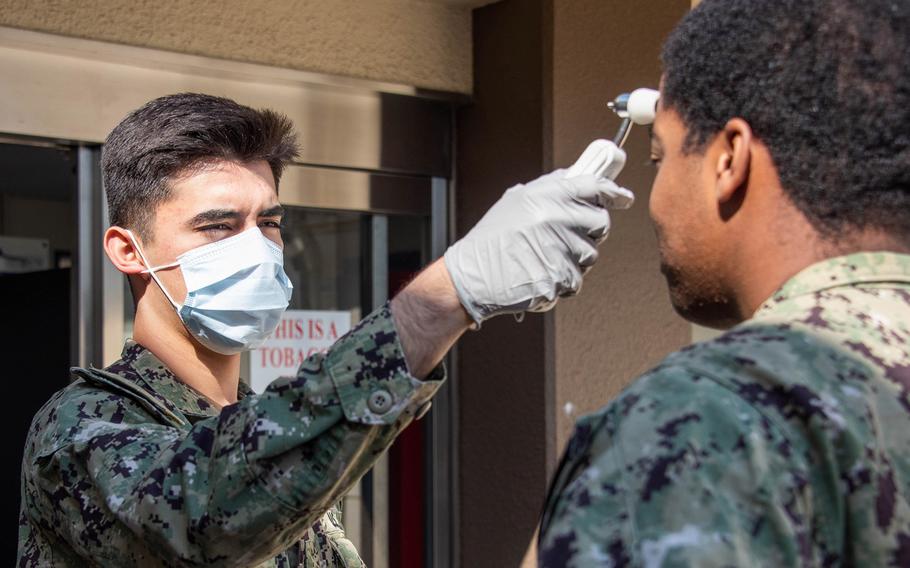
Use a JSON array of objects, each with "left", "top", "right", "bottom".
[{"left": 0, "top": 141, "right": 77, "bottom": 562}]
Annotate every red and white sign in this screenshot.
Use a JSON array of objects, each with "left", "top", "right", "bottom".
[{"left": 250, "top": 309, "right": 353, "bottom": 393}]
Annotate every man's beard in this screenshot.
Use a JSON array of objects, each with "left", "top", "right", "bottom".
[{"left": 659, "top": 253, "right": 742, "bottom": 330}]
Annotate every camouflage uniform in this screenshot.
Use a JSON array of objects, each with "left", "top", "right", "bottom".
[
  {"left": 18, "top": 304, "right": 442, "bottom": 567},
  {"left": 540, "top": 252, "right": 910, "bottom": 566}
]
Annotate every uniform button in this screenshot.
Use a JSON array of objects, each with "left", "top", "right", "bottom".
[{"left": 368, "top": 390, "right": 394, "bottom": 414}]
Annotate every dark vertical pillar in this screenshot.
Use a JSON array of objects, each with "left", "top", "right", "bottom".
[{"left": 455, "top": 1, "right": 553, "bottom": 565}]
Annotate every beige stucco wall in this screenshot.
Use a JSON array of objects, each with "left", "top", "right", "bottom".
[
  {"left": 550, "top": 0, "right": 692, "bottom": 453},
  {"left": 0, "top": 0, "right": 475, "bottom": 93}
]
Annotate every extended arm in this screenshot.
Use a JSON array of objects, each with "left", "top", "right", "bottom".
[
  {"left": 24, "top": 306, "right": 439, "bottom": 566},
  {"left": 391, "top": 259, "right": 471, "bottom": 378}
]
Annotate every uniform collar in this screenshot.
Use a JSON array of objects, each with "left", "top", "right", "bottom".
[
  {"left": 114, "top": 340, "right": 253, "bottom": 420},
  {"left": 756, "top": 251, "right": 910, "bottom": 317}
]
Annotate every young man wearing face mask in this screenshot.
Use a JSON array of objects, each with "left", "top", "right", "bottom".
[
  {"left": 17, "top": 94, "right": 633, "bottom": 566},
  {"left": 539, "top": 0, "right": 910, "bottom": 565}
]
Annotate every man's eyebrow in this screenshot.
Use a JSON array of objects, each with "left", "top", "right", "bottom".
[
  {"left": 259, "top": 205, "right": 284, "bottom": 217},
  {"left": 187, "top": 209, "right": 242, "bottom": 227}
]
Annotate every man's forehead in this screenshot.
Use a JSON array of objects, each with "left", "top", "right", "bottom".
[
  {"left": 651, "top": 101, "right": 691, "bottom": 145},
  {"left": 172, "top": 159, "right": 276, "bottom": 191},
  {"left": 171, "top": 158, "right": 275, "bottom": 184},
  {"left": 157, "top": 161, "right": 278, "bottom": 217},
  {"left": 651, "top": 108, "right": 666, "bottom": 143}
]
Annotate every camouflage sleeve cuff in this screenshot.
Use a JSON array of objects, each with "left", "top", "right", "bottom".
[{"left": 325, "top": 303, "right": 445, "bottom": 426}]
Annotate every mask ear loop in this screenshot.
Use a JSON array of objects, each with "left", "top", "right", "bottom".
[{"left": 124, "top": 229, "right": 182, "bottom": 311}]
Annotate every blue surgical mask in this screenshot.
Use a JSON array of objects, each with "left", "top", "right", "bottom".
[{"left": 127, "top": 227, "right": 293, "bottom": 355}]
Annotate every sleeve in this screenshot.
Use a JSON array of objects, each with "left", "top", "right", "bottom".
[
  {"left": 538, "top": 366, "right": 812, "bottom": 568},
  {"left": 27, "top": 304, "right": 443, "bottom": 566}
]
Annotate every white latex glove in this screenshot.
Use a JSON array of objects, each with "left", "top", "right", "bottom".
[{"left": 443, "top": 163, "right": 633, "bottom": 326}]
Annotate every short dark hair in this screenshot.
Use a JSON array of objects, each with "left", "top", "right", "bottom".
[
  {"left": 662, "top": 0, "right": 910, "bottom": 238},
  {"left": 102, "top": 93, "right": 299, "bottom": 240}
]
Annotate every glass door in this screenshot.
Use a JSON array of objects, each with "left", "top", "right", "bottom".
[
  {"left": 247, "top": 164, "right": 450, "bottom": 568},
  {"left": 247, "top": 206, "right": 431, "bottom": 567}
]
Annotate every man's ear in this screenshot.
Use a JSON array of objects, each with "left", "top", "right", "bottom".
[
  {"left": 104, "top": 226, "right": 148, "bottom": 277},
  {"left": 714, "top": 118, "right": 753, "bottom": 204}
]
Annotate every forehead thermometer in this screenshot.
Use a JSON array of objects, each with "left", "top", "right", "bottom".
[
  {"left": 566, "top": 88, "right": 660, "bottom": 179},
  {"left": 608, "top": 88, "right": 661, "bottom": 148}
]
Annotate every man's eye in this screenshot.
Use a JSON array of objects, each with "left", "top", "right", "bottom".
[
  {"left": 259, "top": 220, "right": 282, "bottom": 229},
  {"left": 648, "top": 156, "right": 662, "bottom": 168},
  {"left": 199, "top": 224, "right": 231, "bottom": 232}
]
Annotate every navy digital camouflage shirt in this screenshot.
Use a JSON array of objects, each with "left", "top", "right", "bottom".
[
  {"left": 540, "top": 252, "right": 910, "bottom": 566},
  {"left": 18, "top": 304, "right": 442, "bottom": 567}
]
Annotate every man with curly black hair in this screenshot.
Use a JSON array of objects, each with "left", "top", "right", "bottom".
[{"left": 540, "top": 0, "right": 910, "bottom": 565}]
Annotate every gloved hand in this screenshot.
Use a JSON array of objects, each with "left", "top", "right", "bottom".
[{"left": 444, "top": 160, "right": 633, "bottom": 327}]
